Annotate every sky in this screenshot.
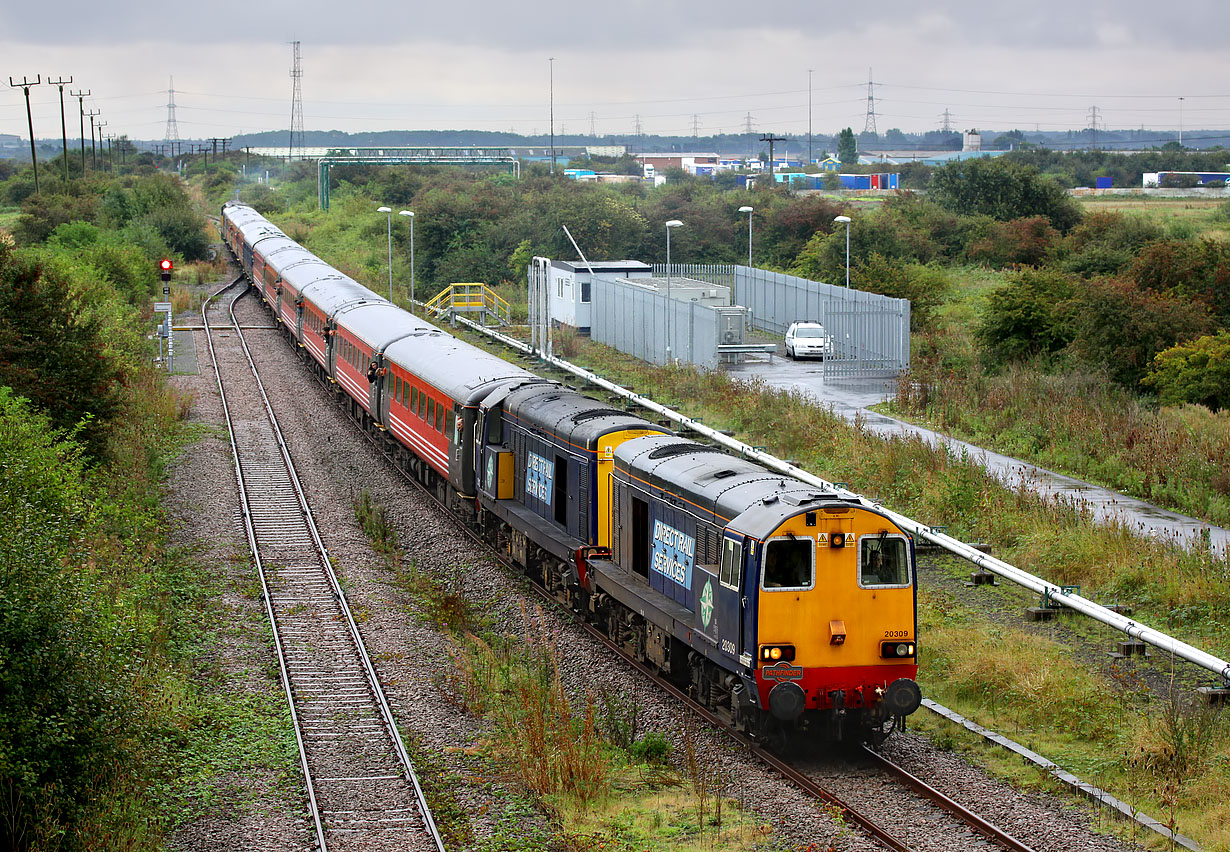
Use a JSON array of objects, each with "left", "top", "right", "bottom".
[{"left": 2, "top": 1, "right": 1227, "bottom": 146}]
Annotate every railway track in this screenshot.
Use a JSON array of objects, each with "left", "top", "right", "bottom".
[
  {"left": 260, "top": 308, "right": 1035, "bottom": 852},
  {"left": 203, "top": 279, "right": 445, "bottom": 852}
]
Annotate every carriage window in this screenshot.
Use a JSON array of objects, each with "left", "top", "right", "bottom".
[
  {"left": 437, "top": 404, "right": 446, "bottom": 433},
  {"left": 402, "top": 381, "right": 410, "bottom": 408},
  {"left": 762, "top": 538, "right": 814, "bottom": 590},
  {"left": 445, "top": 409, "right": 455, "bottom": 439},
  {"left": 719, "top": 538, "right": 743, "bottom": 589},
  {"left": 394, "top": 375, "right": 402, "bottom": 403},
  {"left": 427, "top": 398, "right": 436, "bottom": 427},
  {"left": 860, "top": 536, "right": 910, "bottom": 587}
]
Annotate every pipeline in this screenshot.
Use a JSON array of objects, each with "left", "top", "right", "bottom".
[{"left": 457, "top": 316, "right": 1230, "bottom": 688}]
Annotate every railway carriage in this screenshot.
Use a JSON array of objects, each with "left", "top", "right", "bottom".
[
  {"left": 295, "top": 275, "right": 380, "bottom": 369},
  {"left": 380, "top": 328, "right": 539, "bottom": 509}
]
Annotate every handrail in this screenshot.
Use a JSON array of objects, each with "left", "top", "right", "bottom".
[{"left": 424, "top": 283, "right": 511, "bottom": 325}]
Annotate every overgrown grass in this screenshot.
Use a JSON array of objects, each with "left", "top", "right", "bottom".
[
  {"left": 892, "top": 362, "right": 1230, "bottom": 526},
  {"left": 918, "top": 585, "right": 1230, "bottom": 850}
]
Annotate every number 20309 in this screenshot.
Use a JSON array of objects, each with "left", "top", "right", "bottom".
[{"left": 883, "top": 630, "right": 910, "bottom": 638}]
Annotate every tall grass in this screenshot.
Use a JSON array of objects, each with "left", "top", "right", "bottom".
[{"left": 894, "top": 361, "right": 1230, "bottom": 526}]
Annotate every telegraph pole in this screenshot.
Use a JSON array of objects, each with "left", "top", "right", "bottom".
[
  {"left": 9, "top": 75, "right": 42, "bottom": 194},
  {"left": 96, "top": 121, "right": 107, "bottom": 170},
  {"left": 86, "top": 110, "right": 100, "bottom": 170},
  {"left": 47, "top": 75, "right": 72, "bottom": 181},
  {"left": 72, "top": 89, "right": 90, "bottom": 175},
  {"left": 760, "top": 133, "right": 786, "bottom": 182},
  {"left": 808, "top": 69, "right": 813, "bottom": 164}
]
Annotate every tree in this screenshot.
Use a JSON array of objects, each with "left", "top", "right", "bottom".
[
  {"left": 1143, "top": 332, "right": 1230, "bottom": 410},
  {"left": 975, "top": 269, "right": 1080, "bottom": 365},
  {"left": 929, "top": 157, "right": 1083, "bottom": 231},
  {"left": 1068, "top": 278, "right": 1217, "bottom": 388},
  {"left": 837, "top": 128, "right": 858, "bottom": 166}
]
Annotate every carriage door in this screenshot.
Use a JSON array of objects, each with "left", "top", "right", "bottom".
[
  {"left": 477, "top": 397, "right": 513, "bottom": 500},
  {"left": 716, "top": 535, "right": 746, "bottom": 662}
]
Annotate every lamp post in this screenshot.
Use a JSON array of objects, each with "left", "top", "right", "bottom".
[
  {"left": 399, "top": 210, "right": 414, "bottom": 312},
  {"left": 834, "top": 215, "right": 851, "bottom": 288},
  {"left": 738, "top": 206, "right": 753, "bottom": 268},
  {"left": 1178, "top": 96, "right": 1184, "bottom": 147},
  {"left": 377, "top": 206, "right": 393, "bottom": 301},
  {"left": 665, "top": 219, "right": 683, "bottom": 363}
]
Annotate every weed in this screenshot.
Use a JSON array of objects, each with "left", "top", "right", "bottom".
[{"left": 630, "top": 732, "right": 672, "bottom": 765}]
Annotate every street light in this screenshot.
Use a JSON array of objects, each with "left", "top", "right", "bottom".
[
  {"left": 738, "top": 206, "right": 753, "bottom": 268},
  {"left": 399, "top": 210, "right": 414, "bottom": 313},
  {"left": 665, "top": 219, "right": 683, "bottom": 363},
  {"left": 377, "top": 206, "right": 393, "bottom": 301},
  {"left": 834, "top": 215, "right": 851, "bottom": 288}
]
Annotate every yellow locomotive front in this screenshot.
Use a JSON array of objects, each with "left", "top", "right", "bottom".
[{"left": 750, "top": 502, "right": 921, "bottom": 740}]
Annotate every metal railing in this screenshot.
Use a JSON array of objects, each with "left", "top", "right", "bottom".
[{"left": 423, "top": 282, "right": 511, "bottom": 326}]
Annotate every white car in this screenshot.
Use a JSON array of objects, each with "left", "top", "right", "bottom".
[{"left": 784, "top": 321, "right": 833, "bottom": 360}]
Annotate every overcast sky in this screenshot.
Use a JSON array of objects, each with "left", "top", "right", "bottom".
[{"left": 3, "top": 1, "right": 1226, "bottom": 145}]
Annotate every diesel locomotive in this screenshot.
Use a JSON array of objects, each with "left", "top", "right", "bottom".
[{"left": 220, "top": 201, "right": 922, "bottom": 742}]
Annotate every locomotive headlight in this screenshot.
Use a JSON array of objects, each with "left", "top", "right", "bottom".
[
  {"left": 880, "top": 641, "right": 916, "bottom": 659},
  {"left": 760, "top": 644, "right": 796, "bottom": 662}
]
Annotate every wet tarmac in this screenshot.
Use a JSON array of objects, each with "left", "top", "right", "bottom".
[{"left": 731, "top": 355, "right": 1230, "bottom": 558}]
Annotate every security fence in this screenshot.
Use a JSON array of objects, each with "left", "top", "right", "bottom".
[
  {"left": 657, "top": 264, "right": 910, "bottom": 379},
  {"left": 592, "top": 275, "right": 730, "bottom": 368}
]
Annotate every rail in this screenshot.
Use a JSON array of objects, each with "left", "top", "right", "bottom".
[
  {"left": 203, "top": 280, "right": 446, "bottom": 852},
  {"left": 455, "top": 315, "right": 1230, "bottom": 689}
]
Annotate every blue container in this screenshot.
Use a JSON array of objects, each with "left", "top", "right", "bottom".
[{"left": 1095, "top": 176, "right": 1112, "bottom": 189}]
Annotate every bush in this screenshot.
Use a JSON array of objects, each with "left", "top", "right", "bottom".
[
  {"left": 1068, "top": 277, "right": 1218, "bottom": 388},
  {"left": 1130, "top": 239, "right": 1230, "bottom": 327},
  {"left": 0, "top": 241, "right": 142, "bottom": 457},
  {"left": 1144, "top": 332, "right": 1230, "bottom": 410},
  {"left": 630, "top": 731, "right": 672, "bottom": 764},
  {"left": 0, "top": 389, "right": 133, "bottom": 850},
  {"left": 857, "top": 253, "right": 949, "bottom": 330},
  {"left": 929, "top": 157, "right": 1083, "bottom": 232},
  {"left": 965, "top": 215, "right": 1059, "bottom": 267},
  {"left": 13, "top": 191, "right": 100, "bottom": 244},
  {"left": 975, "top": 269, "right": 1080, "bottom": 365}
]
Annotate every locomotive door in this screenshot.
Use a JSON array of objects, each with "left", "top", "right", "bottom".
[
  {"left": 476, "top": 392, "right": 513, "bottom": 500},
  {"left": 715, "top": 534, "right": 746, "bottom": 662}
]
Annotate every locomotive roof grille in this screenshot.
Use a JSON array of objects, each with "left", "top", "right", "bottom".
[
  {"left": 571, "top": 408, "right": 627, "bottom": 423},
  {"left": 647, "top": 443, "right": 726, "bottom": 460}
]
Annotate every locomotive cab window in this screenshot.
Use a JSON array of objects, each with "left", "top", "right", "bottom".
[
  {"left": 762, "top": 537, "right": 814, "bottom": 590},
  {"left": 860, "top": 535, "right": 910, "bottom": 588},
  {"left": 719, "top": 538, "right": 743, "bottom": 589}
]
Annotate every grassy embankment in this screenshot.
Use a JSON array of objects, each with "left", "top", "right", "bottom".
[
  {"left": 354, "top": 491, "right": 779, "bottom": 852},
  {"left": 0, "top": 176, "right": 299, "bottom": 851}
]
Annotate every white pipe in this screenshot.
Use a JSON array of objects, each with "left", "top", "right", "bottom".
[{"left": 456, "top": 315, "right": 1230, "bottom": 687}]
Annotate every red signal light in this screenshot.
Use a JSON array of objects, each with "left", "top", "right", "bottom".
[{"left": 159, "top": 259, "right": 173, "bottom": 271}]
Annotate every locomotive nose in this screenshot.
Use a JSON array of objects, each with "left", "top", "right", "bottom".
[{"left": 883, "top": 678, "right": 922, "bottom": 716}]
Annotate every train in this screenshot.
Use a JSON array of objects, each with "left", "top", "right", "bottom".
[{"left": 219, "top": 201, "right": 922, "bottom": 743}]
